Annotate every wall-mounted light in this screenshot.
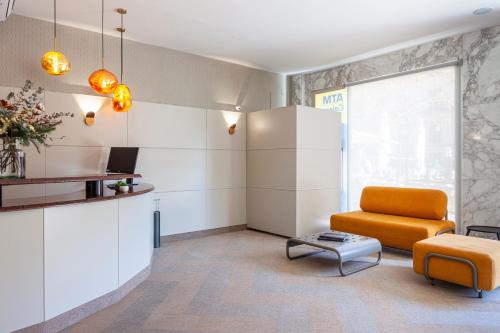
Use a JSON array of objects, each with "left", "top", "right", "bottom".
[
  {"left": 73, "top": 94, "right": 106, "bottom": 127},
  {"left": 222, "top": 108, "right": 242, "bottom": 136},
  {"left": 84, "top": 111, "right": 96, "bottom": 126}
]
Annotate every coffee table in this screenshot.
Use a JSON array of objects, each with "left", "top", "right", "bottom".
[
  {"left": 286, "top": 232, "right": 382, "bottom": 276},
  {"left": 466, "top": 225, "right": 500, "bottom": 240}
]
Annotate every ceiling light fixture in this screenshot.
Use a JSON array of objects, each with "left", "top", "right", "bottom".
[
  {"left": 88, "top": 0, "right": 118, "bottom": 95},
  {"left": 41, "top": 0, "right": 71, "bottom": 75},
  {"left": 473, "top": 7, "right": 493, "bottom": 15},
  {"left": 112, "top": 8, "right": 132, "bottom": 112}
]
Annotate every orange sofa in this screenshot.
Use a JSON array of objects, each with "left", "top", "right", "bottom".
[{"left": 330, "top": 186, "right": 455, "bottom": 251}]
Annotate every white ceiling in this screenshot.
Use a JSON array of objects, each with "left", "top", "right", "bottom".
[{"left": 13, "top": 0, "right": 500, "bottom": 74}]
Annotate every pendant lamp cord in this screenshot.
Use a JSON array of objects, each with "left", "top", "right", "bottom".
[
  {"left": 101, "top": 0, "right": 105, "bottom": 69},
  {"left": 120, "top": 13, "right": 124, "bottom": 83},
  {"left": 53, "top": 0, "right": 57, "bottom": 50}
]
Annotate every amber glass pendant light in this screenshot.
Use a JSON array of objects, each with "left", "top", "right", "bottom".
[
  {"left": 41, "top": 0, "right": 71, "bottom": 75},
  {"left": 112, "top": 8, "right": 132, "bottom": 112},
  {"left": 88, "top": 0, "right": 118, "bottom": 95}
]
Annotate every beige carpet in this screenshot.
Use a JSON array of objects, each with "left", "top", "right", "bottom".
[{"left": 64, "top": 230, "right": 500, "bottom": 333}]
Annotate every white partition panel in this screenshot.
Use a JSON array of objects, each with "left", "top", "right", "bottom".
[
  {"left": 297, "top": 189, "right": 340, "bottom": 236},
  {"left": 45, "top": 92, "right": 127, "bottom": 147},
  {"left": 247, "top": 106, "right": 341, "bottom": 237},
  {"left": 297, "top": 149, "right": 341, "bottom": 190},
  {"left": 247, "top": 149, "right": 296, "bottom": 190},
  {"left": 0, "top": 210, "right": 44, "bottom": 333},
  {"left": 297, "top": 107, "right": 341, "bottom": 149},
  {"left": 207, "top": 110, "right": 246, "bottom": 150},
  {"left": 45, "top": 146, "right": 110, "bottom": 177},
  {"left": 156, "top": 191, "right": 206, "bottom": 236},
  {"left": 247, "top": 188, "right": 297, "bottom": 236},
  {"left": 44, "top": 201, "right": 119, "bottom": 319},
  {"left": 128, "top": 101, "right": 206, "bottom": 149},
  {"left": 1, "top": 83, "right": 249, "bottom": 238},
  {"left": 247, "top": 107, "right": 297, "bottom": 150},
  {"left": 136, "top": 148, "right": 206, "bottom": 192},
  {"left": 206, "top": 188, "right": 246, "bottom": 228},
  {"left": 118, "top": 194, "right": 153, "bottom": 286},
  {"left": 206, "top": 150, "right": 246, "bottom": 189},
  {"left": 45, "top": 146, "right": 110, "bottom": 196}
]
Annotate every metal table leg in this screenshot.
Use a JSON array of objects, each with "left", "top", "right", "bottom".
[
  {"left": 338, "top": 251, "right": 382, "bottom": 277},
  {"left": 424, "top": 252, "right": 483, "bottom": 298},
  {"left": 286, "top": 239, "right": 382, "bottom": 276},
  {"left": 286, "top": 239, "right": 326, "bottom": 260}
]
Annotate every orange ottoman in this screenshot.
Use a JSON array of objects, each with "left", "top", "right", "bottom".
[{"left": 413, "top": 234, "right": 500, "bottom": 298}]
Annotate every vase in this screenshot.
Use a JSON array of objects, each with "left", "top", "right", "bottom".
[{"left": 0, "top": 138, "right": 26, "bottom": 179}]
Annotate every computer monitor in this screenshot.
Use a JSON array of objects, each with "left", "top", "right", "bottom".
[{"left": 106, "top": 147, "right": 139, "bottom": 174}]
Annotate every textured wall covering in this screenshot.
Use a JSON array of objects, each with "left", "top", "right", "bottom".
[
  {"left": 289, "top": 25, "right": 500, "bottom": 233},
  {"left": 0, "top": 15, "right": 285, "bottom": 112},
  {"left": 462, "top": 27, "right": 500, "bottom": 232},
  {"left": 289, "top": 35, "right": 462, "bottom": 107}
]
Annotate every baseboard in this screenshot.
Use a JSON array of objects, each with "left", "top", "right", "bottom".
[
  {"left": 15, "top": 265, "right": 152, "bottom": 333},
  {"left": 161, "top": 224, "right": 247, "bottom": 242},
  {"left": 246, "top": 227, "right": 290, "bottom": 239}
]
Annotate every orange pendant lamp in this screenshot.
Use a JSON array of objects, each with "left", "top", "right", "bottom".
[
  {"left": 41, "top": 0, "right": 71, "bottom": 75},
  {"left": 88, "top": 0, "right": 118, "bottom": 95},
  {"left": 112, "top": 8, "right": 132, "bottom": 112}
]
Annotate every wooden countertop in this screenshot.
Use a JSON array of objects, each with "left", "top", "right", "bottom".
[
  {"left": 0, "top": 174, "right": 142, "bottom": 186},
  {"left": 0, "top": 183, "right": 154, "bottom": 212}
]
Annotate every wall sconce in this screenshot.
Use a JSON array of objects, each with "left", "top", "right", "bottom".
[
  {"left": 84, "top": 111, "right": 96, "bottom": 126},
  {"left": 73, "top": 94, "right": 106, "bottom": 127},
  {"left": 222, "top": 109, "right": 242, "bottom": 136}
]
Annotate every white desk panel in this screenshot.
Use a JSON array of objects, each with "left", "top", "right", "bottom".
[
  {"left": 44, "top": 200, "right": 119, "bottom": 320},
  {"left": 0, "top": 209, "right": 44, "bottom": 333}
]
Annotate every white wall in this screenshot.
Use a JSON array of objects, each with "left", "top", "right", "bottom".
[{"left": 1, "top": 86, "right": 246, "bottom": 236}]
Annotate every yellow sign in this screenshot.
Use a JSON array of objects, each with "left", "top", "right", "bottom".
[{"left": 314, "top": 88, "right": 347, "bottom": 113}]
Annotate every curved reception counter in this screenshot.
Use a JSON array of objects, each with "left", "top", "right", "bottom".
[{"left": 0, "top": 175, "right": 154, "bottom": 333}]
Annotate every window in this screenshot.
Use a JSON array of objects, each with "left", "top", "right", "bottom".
[
  {"left": 314, "top": 88, "right": 348, "bottom": 211},
  {"left": 347, "top": 66, "right": 457, "bottom": 219}
]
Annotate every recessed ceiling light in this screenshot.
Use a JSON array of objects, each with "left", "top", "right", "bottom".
[{"left": 473, "top": 7, "right": 493, "bottom": 15}]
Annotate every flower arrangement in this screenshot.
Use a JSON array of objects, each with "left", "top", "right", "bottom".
[{"left": 0, "top": 80, "right": 73, "bottom": 177}]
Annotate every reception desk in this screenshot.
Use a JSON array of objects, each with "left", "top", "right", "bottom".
[{"left": 0, "top": 175, "right": 154, "bottom": 333}]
